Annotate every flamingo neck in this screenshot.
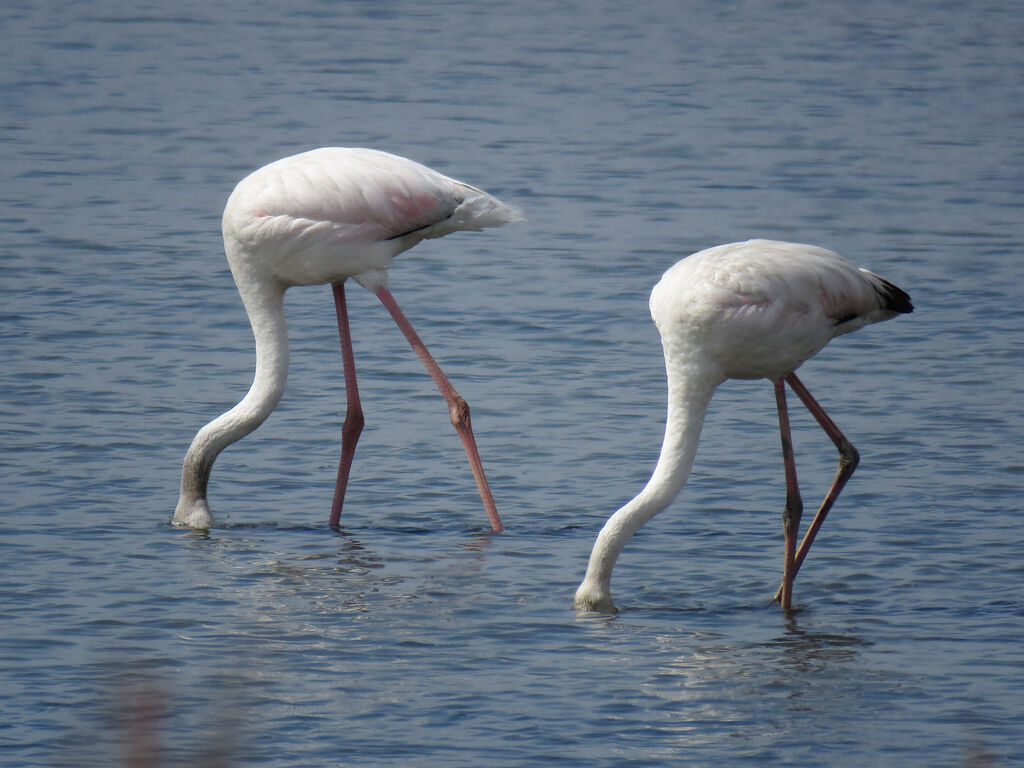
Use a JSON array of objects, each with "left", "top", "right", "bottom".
[
  {"left": 574, "top": 353, "right": 721, "bottom": 611},
  {"left": 174, "top": 276, "right": 289, "bottom": 528}
]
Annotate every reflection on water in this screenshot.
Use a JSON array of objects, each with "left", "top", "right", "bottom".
[{"left": 770, "top": 618, "right": 872, "bottom": 669}]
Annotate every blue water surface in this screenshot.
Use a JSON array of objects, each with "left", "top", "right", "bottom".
[{"left": 1, "top": 1, "right": 1022, "bottom": 766}]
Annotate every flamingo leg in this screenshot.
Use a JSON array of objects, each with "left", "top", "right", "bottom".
[
  {"left": 771, "top": 372, "right": 860, "bottom": 602},
  {"left": 329, "top": 282, "right": 365, "bottom": 527},
  {"left": 774, "top": 378, "right": 803, "bottom": 610},
  {"left": 785, "top": 374, "right": 861, "bottom": 570},
  {"left": 374, "top": 287, "right": 503, "bottom": 532}
]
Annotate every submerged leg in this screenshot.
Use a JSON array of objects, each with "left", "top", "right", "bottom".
[
  {"left": 772, "top": 372, "right": 860, "bottom": 602},
  {"left": 774, "top": 378, "right": 803, "bottom": 610},
  {"left": 329, "top": 282, "right": 364, "bottom": 527},
  {"left": 375, "top": 287, "right": 503, "bottom": 533}
]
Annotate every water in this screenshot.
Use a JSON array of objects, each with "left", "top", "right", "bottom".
[{"left": 2, "top": 1, "right": 1022, "bottom": 765}]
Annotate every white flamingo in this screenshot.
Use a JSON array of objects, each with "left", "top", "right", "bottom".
[
  {"left": 573, "top": 240, "right": 913, "bottom": 612},
  {"left": 174, "top": 148, "right": 521, "bottom": 531}
]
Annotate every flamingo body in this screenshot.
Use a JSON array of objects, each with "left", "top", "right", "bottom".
[
  {"left": 174, "top": 148, "right": 521, "bottom": 530},
  {"left": 574, "top": 240, "right": 912, "bottom": 613},
  {"left": 223, "top": 148, "right": 517, "bottom": 292}
]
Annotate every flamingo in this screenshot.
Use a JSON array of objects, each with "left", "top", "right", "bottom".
[
  {"left": 173, "top": 147, "right": 521, "bottom": 531},
  {"left": 573, "top": 240, "right": 913, "bottom": 613}
]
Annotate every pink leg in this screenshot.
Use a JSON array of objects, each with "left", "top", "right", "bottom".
[
  {"left": 774, "top": 378, "right": 803, "bottom": 610},
  {"left": 375, "top": 287, "right": 503, "bottom": 532},
  {"left": 329, "top": 282, "right": 364, "bottom": 527},
  {"left": 772, "top": 372, "right": 860, "bottom": 602}
]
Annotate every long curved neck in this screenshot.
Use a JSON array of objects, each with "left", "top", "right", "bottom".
[
  {"left": 176, "top": 274, "right": 289, "bottom": 524},
  {"left": 576, "top": 351, "right": 721, "bottom": 610}
]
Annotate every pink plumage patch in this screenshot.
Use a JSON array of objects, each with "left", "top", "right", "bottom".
[{"left": 386, "top": 188, "right": 447, "bottom": 228}]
